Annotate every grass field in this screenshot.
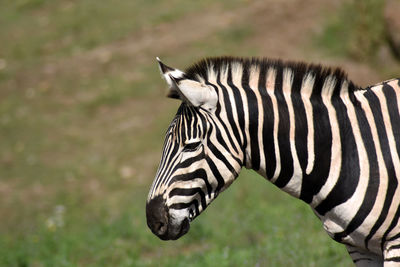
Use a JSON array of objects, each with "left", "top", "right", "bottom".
[{"left": 1, "top": 0, "right": 399, "bottom": 266}]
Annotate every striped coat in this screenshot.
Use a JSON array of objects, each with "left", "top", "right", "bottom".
[{"left": 146, "top": 57, "right": 400, "bottom": 266}]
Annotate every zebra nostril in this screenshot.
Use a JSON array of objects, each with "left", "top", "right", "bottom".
[
  {"left": 156, "top": 221, "right": 167, "bottom": 235},
  {"left": 146, "top": 196, "right": 169, "bottom": 238}
]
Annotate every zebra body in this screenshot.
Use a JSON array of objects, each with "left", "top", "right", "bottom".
[{"left": 146, "top": 57, "right": 400, "bottom": 266}]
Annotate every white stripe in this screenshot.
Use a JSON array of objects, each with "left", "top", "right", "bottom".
[
  {"left": 300, "top": 74, "right": 315, "bottom": 174},
  {"left": 265, "top": 68, "right": 281, "bottom": 182},
  {"left": 281, "top": 68, "right": 302, "bottom": 197},
  {"left": 149, "top": 135, "right": 175, "bottom": 199}
]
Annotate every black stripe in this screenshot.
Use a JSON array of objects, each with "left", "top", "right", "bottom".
[
  {"left": 388, "top": 244, "right": 400, "bottom": 250},
  {"left": 170, "top": 199, "right": 200, "bottom": 216},
  {"left": 242, "top": 62, "right": 260, "bottom": 170},
  {"left": 197, "top": 109, "right": 208, "bottom": 140},
  {"left": 385, "top": 257, "right": 400, "bottom": 262},
  {"left": 315, "top": 80, "right": 359, "bottom": 216},
  {"left": 188, "top": 107, "right": 198, "bottom": 138},
  {"left": 334, "top": 94, "right": 379, "bottom": 244},
  {"left": 185, "top": 108, "right": 192, "bottom": 138},
  {"left": 388, "top": 232, "right": 400, "bottom": 242},
  {"left": 177, "top": 151, "right": 205, "bottom": 169},
  {"left": 169, "top": 187, "right": 206, "bottom": 211},
  {"left": 299, "top": 73, "right": 332, "bottom": 203},
  {"left": 168, "top": 169, "right": 212, "bottom": 198},
  {"left": 191, "top": 108, "right": 198, "bottom": 137},
  {"left": 292, "top": 72, "right": 308, "bottom": 173},
  {"left": 258, "top": 66, "right": 276, "bottom": 179},
  {"left": 206, "top": 157, "right": 226, "bottom": 194},
  {"left": 215, "top": 74, "right": 241, "bottom": 154},
  {"left": 179, "top": 110, "right": 186, "bottom": 142},
  {"left": 382, "top": 83, "right": 400, "bottom": 165},
  {"left": 273, "top": 66, "right": 294, "bottom": 188}
]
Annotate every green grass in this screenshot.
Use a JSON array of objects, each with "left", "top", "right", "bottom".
[
  {"left": 0, "top": 0, "right": 220, "bottom": 62},
  {"left": 317, "top": 0, "right": 385, "bottom": 61},
  {"left": 0, "top": 171, "right": 351, "bottom": 267},
  {"left": 1, "top": 0, "right": 383, "bottom": 266}
]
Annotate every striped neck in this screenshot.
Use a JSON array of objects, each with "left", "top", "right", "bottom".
[
  {"left": 185, "top": 57, "right": 358, "bottom": 201},
  {"left": 243, "top": 66, "right": 354, "bottom": 200}
]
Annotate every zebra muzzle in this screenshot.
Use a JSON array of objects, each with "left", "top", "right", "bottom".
[{"left": 146, "top": 196, "right": 190, "bottom": 240}]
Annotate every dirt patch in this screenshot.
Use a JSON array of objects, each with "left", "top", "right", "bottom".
[
  {"left": 8, "top": 0, "right": 388, "bottom": 92},
  {"left": 4, "top": 0, "right": 394, "bottom": 107},
  {"left": 245, "top": 0, "right": 384, "bottom": 86}
]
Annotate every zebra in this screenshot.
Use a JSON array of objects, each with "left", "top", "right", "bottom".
[{"left": 146, "top": 56, "right": 400, "bottom": 266}]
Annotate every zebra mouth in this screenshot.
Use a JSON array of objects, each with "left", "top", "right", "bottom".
[
  {"left": 160, "top": 217, "right": 190, "bottom": 240},
  {"left": 178, "top": 217, "right": 191, "bottom": 237}
]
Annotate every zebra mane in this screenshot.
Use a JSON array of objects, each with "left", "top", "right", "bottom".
[{"left": 184, "top": 56, "right": 360, "bottom": 93}]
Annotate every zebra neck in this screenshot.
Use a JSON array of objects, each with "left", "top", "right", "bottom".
[{"left": 241, "top": 67, "right": 352, "bottom": 201}]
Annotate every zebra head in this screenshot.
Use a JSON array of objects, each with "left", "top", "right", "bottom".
[{"left": 146, "top": 58, "right": 243, "bottom": 240}]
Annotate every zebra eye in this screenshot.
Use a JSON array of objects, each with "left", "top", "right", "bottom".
[{"left": 183, "top": 141, "right": 201, "bottom": 152}]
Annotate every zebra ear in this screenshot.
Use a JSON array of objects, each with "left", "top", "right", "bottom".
[
  {"left": 156, "top": 57, "right": 217, "bottom": 110},
  {"left": 157, "top": 57, "right": 184, "bottom": 99}
]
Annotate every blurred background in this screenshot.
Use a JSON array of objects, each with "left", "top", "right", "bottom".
[{"left": 1, "top": 0, "right": 400, "bottom": 266}]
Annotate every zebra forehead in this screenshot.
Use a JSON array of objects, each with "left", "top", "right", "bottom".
[
  {"left": 184, "top": 56, "right": 359, "bottom": 92},
  {"left": 167, "top": 104, "right": 206, "bottom": 137}
]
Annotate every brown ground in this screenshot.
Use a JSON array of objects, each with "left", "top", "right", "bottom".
[{"left": 9, "top": 0, "right": 398, "bottom": 96}]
